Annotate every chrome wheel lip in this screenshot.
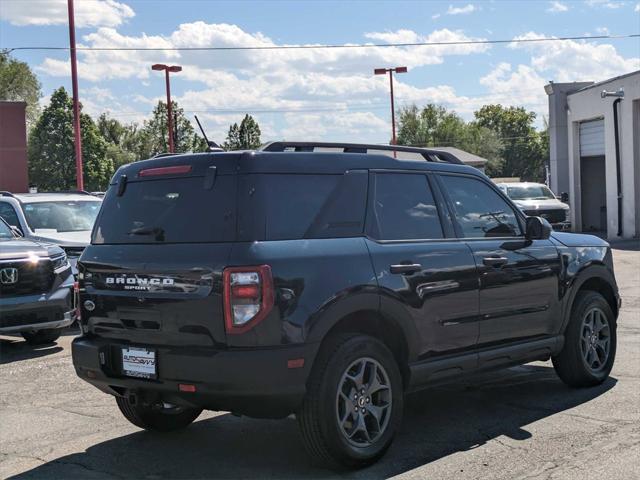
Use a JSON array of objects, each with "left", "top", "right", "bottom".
[
  {"left": 335, "top": 356, "right": 392, "bottom": 448},
  {"left": 580, "top": 306, "right": 611, "bottom": 373}
]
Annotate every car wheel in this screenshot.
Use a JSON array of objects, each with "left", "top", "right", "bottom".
[
  {"left": 22, "top": 328, "right": 62, "bottom": 345},
  {"left": 553, "top": 291, "right": 616, "bottom": 388},
  {"left": 297, "top": 334, "right": 403, "bottom": 469},
  {"left": 115, "top": 396, "right": 202, "bottom": 432}
]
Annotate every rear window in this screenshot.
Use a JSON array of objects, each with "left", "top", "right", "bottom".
[{"left": 92, "top": 176, "right": 236, "bottom": 244}]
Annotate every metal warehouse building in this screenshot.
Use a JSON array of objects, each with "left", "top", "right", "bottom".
[{"left": 546, "top": 71, "right": 639, "bottom": 240}]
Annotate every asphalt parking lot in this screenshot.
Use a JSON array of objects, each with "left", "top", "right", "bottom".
[{"left": 1, "top": 242, "right": 638, "bottom": 480}]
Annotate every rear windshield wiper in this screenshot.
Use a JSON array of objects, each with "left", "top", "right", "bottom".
[{"left": 128, "top": 226, "right": 165, "bottom": 241}]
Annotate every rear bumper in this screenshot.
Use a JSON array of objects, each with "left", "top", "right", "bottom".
[
  {"left": 72, "top": 336, "right": 319, "bottom": 418},
  {"left": 0, "top": 280, "right": 75, "bottom": 334}
]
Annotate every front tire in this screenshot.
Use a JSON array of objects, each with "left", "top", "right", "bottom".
[
  {"left": 22, "top": 328, "right": 62, "bottom": 345},
  {"left": 553, "top": 291, "right": 616, "bottom": 388},
  {"left": 115, "top": 396, "right": 202, "bottom": 432},
  {"left": 298, "top": 334, "right": 403, "bottom": 469}
]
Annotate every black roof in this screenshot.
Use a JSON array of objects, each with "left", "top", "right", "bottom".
[{"left": 111, "top": 148, "right": 483, "bottom": 184}]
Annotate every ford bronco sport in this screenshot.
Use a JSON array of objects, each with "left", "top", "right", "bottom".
[{"left": 72, "top": 142, "right": 620, "bottom": 468}]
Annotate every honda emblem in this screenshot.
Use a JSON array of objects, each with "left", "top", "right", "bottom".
[{"left": 0, "top": 267, "right": 19, "bottom": 285}]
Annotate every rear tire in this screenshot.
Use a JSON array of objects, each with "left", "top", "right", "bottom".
[
  {"left": 298, "top": 334, "right": 403, "bottom": 469},
  {"left": 115, "top": 396, "right": 202, "bottom": 432},
  {"left": 22, "top": 328, "right": 61, "bottom": 345},
  {"left": 553, "top": 291, "right": 616, "bottom": 388}
]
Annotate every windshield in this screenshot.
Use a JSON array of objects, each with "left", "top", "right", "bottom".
[
  {"left": 23, "top": 201, "right": 102, "bottom": 233},
  {"left": 0, "top": 220, "right": 13, "bottom": 240},
  {"left": 506, "top": 185, "right": 556, "bottom": 201}
]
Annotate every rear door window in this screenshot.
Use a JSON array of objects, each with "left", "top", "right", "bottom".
[
  {"left": 93, "top": 176, "right": 236, "bottom": 244},
  {"left": 370, "top": 173, "right": 443, "bottom": 240}
]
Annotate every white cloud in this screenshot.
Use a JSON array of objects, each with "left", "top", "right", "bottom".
[
  {"left": 595, "top": 26, "right": 610, "bottom": 35},
  {"left": 510, "top": 31, "right": 640, "bottom": 81},
  {"left": 585, "top": 0, "right": 624, "bottom": 8},
  {"left": 34, "top": 22, "right": 494, "bottom": 141},
  {"left": 446, "top": 4, "right": 476, "bottom": 15},
  {"left": 547, "top": 1, "right": 569, "bottom": 13},
  {"left": 33, "top": 20, "right": 639, "bottom": 142},
  {"left": 0, "top": 0, "right": 134, "bottom": 28},
  {"left": 635, "top": 2, "right": 640, "bottom": 11},
  {"left": 39, "top": 23, "right": 489, "bottom": 82}
]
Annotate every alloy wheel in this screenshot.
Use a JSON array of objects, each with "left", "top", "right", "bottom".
[
  {"left": 580, "top": 307, "right": 611, "bottom": 372},
  {"left": 335, "top": 357, "right": 392, "bottom": 447}
]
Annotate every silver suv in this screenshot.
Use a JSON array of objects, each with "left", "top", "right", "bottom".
[
  {"left": 0, "top": 192, "right": 102, "bottom": 269},
  {"left": 496, "top": 182, "right": 571, "bottom": 231}
]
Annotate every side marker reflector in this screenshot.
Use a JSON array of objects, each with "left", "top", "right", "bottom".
[
  {"left": 179, "top": 384, "right": 197, "bottom": 393},
  {"left": 287, "top": 358, "right": 305, "bottom": 369}
]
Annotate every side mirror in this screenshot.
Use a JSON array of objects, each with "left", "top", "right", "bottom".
[
  {"left": 10, "top": 226, "right": 23, "bottom": 237},
  {"left": 560, "top": 192, "right": 569, "bottom": 203},
  {"left": 525, "top": 216, "right": 552, "bottom": 240}
]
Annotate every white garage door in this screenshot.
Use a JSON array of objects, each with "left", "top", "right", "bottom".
[{"left": 579, "top": 118, "right": 605, "bottom": 157}]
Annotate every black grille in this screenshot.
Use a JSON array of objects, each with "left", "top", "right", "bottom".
[
  {"left": 524, "top": 209, "right": 566, "bottom": 224},
  {"left": 0, "top": 260, "right": 55, "bottom": 296}
]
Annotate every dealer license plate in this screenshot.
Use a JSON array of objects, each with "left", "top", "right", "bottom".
[{"left": 122, "top": 347, "right": 157, "bottom": 379}]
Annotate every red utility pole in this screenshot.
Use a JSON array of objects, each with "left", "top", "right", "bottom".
[
  {"left": 374, "top": 66, "right": 408, "bottom": 145},
  {"left": 67, "top": 0, "right": 83, "bottom": 190},
  {"left": 152, "top": 64, "right": 182, "bottom": 153}
]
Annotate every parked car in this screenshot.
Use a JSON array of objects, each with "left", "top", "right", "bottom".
[
  {"left": 72, "top": 143, "right": 619, "bottom": 468},
  {"left": 496, "top": 182, "right": 571, "bottom": 230},
  {"left": 0, "top": 217, "right": 76, "bottom": 345},
  {"left": 0, "top": 191, "right": 102, "bottom": 270}
]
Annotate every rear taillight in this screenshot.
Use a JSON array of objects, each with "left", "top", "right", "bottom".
[{"left": 223, "top": 265, "right": 274, "bottom": 334}]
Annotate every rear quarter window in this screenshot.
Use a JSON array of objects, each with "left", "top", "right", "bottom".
[{"left": 238, "top": 172, "right": 367, "bottom": 241}]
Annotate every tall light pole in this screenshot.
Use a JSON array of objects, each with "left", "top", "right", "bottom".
[
  {"left": 67, "top": 0, "right": 83, "bottom": 190},
  {"left": 151, "top": 64, "right": 182, "bottom": 153},
  {"left": 374, "top": 66, "right": 407, "bottom": 145}
]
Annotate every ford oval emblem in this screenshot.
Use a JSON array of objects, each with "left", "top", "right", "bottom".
[{"left": 84, "top": 300, "right": 96, "bottom": 311}]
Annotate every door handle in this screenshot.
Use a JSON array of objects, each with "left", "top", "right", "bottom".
[
  {"left": 390, "top": 263, "right": 422, "bottom": 275},
  {"left": 483, "top": 256, "right": 509, "bottom": 267}
]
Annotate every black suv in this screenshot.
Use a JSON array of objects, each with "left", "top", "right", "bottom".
[
  {"left": 0, "top": 218, "right": 76, "bottom": 344},
  {"left": 72, "top": 143, "right": 620, "bottom": 468}
]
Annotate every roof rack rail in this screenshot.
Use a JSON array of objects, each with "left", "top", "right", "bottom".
[
  {"left": 0, "top": 191, "right": 16, "bottom": 197},
  {"left": 260, "top": 141, "right": 463, "bottom": 165},
  {"left": 152, "top": 152, "right": 184, "bottom": 158}
]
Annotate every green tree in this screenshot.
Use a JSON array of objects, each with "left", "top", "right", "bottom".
[
  {"left": 28, "top": 87, "right": 114, "bottom": 191},
  {"left": 139, "top": 101, "right": 208, "bottom": 157},
  {"left": 474, "top": 104, "right": 546, "bottom": 181},
  {"left": 461, "top": 122, "right": 504, "bottom": 177},
  {"left": 397, "top": 104, "right": 466, "bottom": 147},
  {"left": 97, "top": 114, "right": 139, "bottom": 169},
  {"left": 224, "top": 114, "right": 262, "bottom": 150},
  {"left": 397, "top": 103, "right": 503, "bottom": 175},
  {"left": 0, "top": 52, "right": 42, "bottom": 125}
]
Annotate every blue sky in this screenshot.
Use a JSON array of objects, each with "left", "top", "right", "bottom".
[{"left": 1, "top": 0, "right": 639, "bottom": 144}]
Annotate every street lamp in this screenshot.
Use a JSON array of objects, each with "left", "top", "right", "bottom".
[
  {"left": 67, "top": 0, "right": 83, "bottom": 190},
  {"left": 151, "top": 64, "right": 182, "bottom": 153},
  {"left": 374, "top": 66, "right": 407, "bottom": 145}
]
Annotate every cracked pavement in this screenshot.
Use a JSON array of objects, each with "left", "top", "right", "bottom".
[{"left": 1, "top": 242, "right": 638, "bottom": 479}]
